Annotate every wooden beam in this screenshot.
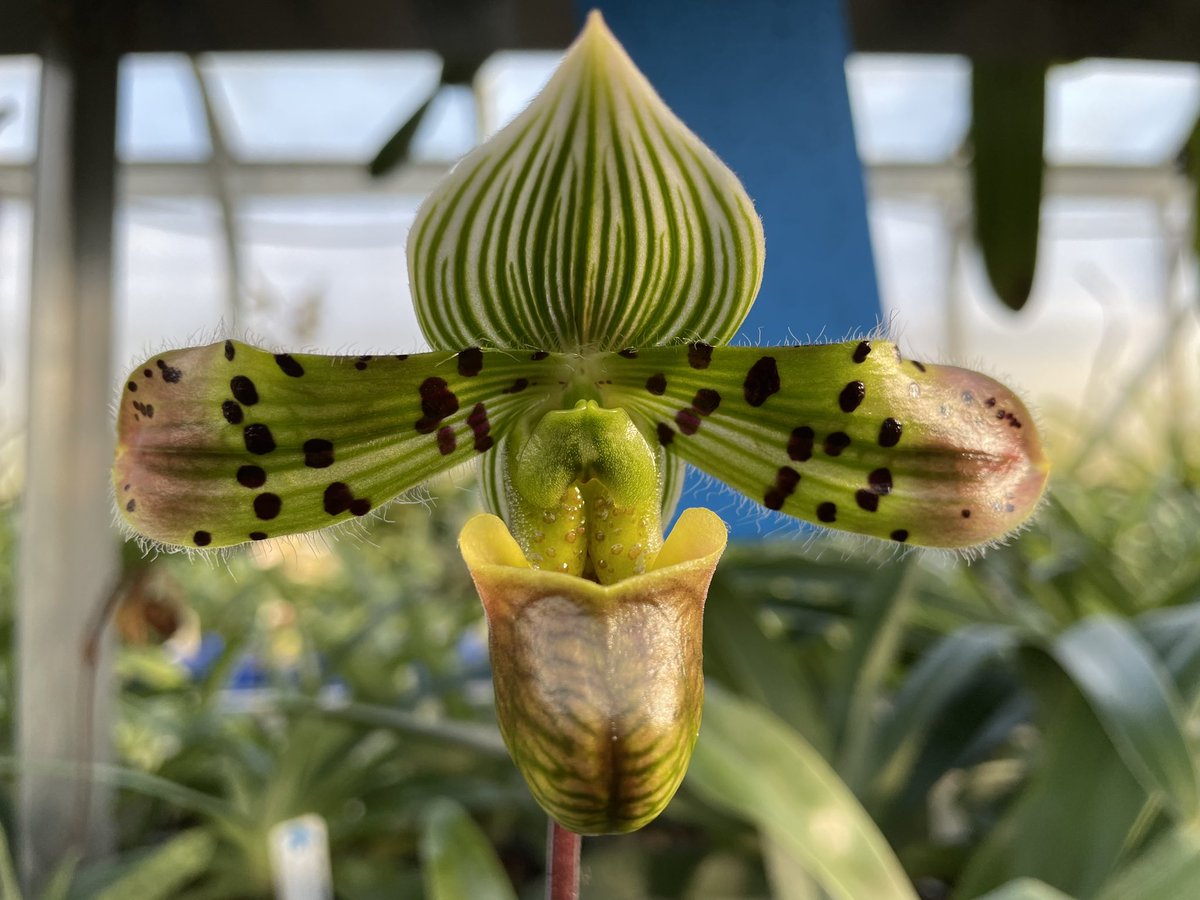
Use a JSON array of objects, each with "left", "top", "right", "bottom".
[
  {"left": 847, "top": 0, "right": 1200, "bottom": 62},
  {"left": 0, "top": 0, "right": 574, "bottom": 55}
]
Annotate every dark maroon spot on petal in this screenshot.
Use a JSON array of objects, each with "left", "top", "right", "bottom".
[
  {"left": 764, "top": 489, "right": 786, "bottom": 511},
  {"left": 275, "top": 353, "right": 304, "bottom": 377},
  {"left": 127, "top": 381, "right": 137, "bottom": 392},
  {"left": 457, "top": 347, "right": 483, "bottom": 377},
  {"left": 618, "top": 348, "right": 639, "bottom": 359},
  {"left": 237, "top": 465, "right": 266, "bottom": 488},
  {"left": 222, "top": 400, "right": 243, "bottom": 424},
  {"left": 437, "top": 425, "right": 457, "bottom": 455},
  {"left": 250, "top": 531, "right": 268, "bottom": 541},
  {"left": 531, "top": 350, "right": 549, "bottom": 361},
  {"left": 985, "top": 397, "right": 997, "bottom": 408},
  {"left": 693, "top": 388, "right": 721, "bottom": 415},
  {"left": 503, "top": 378, "right": 529, "bottom": 394},
  {"left": 868, "top": 468, "right": 893, "bottom": 495},
  {"left": 817, "top": 502, "right": 837, "bottom": 523},
  {"left": 788, "top": 426, "right": 815, "bottom": 462},
  {"left": 415, "top": 377, "right": 459, "bottom": 434},
  {"left": 656, "top": 423, "right": 674, "bottom": 446},
  {"left": 156, "top": 359, "right": 183, "bottom": 383},
  {"left": 350, "top": 498, "right": 371, "bottom": 516},
  {"left": 852, "top": 341, "right": 871, "bottom": 363},
  {"left": 123, "top": 484, "right": 130, "bottom": 491},
  {"left": 823, "top": 431, "right": 851, "bottom": 456},
  {"left": 230, "top": 375, "right": 258, "bottom": 406},
  {"left": 675, "top": 408, "right": 701, "bottom": 435},
  {"left": 467, "top": 402, "right": 493, "bottom": 452},
  {"left": 688, "top": 342, "right": 713, "bottom": 369},
  {"left": 324, "top": 482, "right": 353, "bottom": 515},
  {"left": 244, "top": 424, "right": 276, "bottom": 455},
  {"left": 911, "top": 361, "right": 927, "bottom": 373},
  {"left": 224, "top": 340, "right": 235, "bottom": 361},
  {"left": 744, "top": 357, "right": 780, "bottom": 407},
  {"left": 125, "top": 499, "right": 136, "bottom": 512},
  {"left": 254, "top": 493, "right": 282, "bottom": 520},
  {"left": 646, "top": 373, "right": 667, "bottom": 395},
  {"left": 303, "top": 438, "right": 334, "bottom": 468},
  {"left": 394, "top": 354, "right": 409, "bottom": 361},
  {"left": 144, "top": 368, "right": 153, "bottom": 378},
  {"left": 961, "top": 509, "right": 971, "bottom": 518},
  {"left": 839, "top": 381, "right": 866, "bottom": 413},
  {"left": 776, "top": 466, "right": 800, "bottom": 495},
  {"left": 354, "top": 360, "right": 368, "bottom": 371},
  {"left": 879, "top": 418, "right": 902, "bottom": 447},
  {"left": 855, "top": 489, "right": 879, "bottom": 512},
  {"left": 193, "top": 530, "right": 212, "bottom": 547},
  {"left": 132, "top": 400, "right": 155, "bottom": 419},
  {"left": 891, "top": 529, "right": 909, "bottom": 542}
]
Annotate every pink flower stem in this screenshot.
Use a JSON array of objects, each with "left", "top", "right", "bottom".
[{"left": 546, "top": 818, "right": 581, "bottom": 900}]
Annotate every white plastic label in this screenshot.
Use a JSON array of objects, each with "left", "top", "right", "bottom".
[{"left": 268, "top": 813, "right": 333, "bottom": 900}]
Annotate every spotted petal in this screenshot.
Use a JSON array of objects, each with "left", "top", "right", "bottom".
[
  {"left": 597, "top": 341, "right": 1049, "bottom": 548},
  {"left": 113, "top": 341, "right": 558, "bottom": 549},
  {"left": 407, "top": 11, "right": 764, "bottom": 353}
]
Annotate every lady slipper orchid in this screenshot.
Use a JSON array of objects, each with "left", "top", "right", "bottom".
[{"left": 112, "top": 13, "right": 1048, "bottom": 835}]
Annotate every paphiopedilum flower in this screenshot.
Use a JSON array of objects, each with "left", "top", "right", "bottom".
[{"left": 112, "top": 14, "right": 1048, "bottom": 834}]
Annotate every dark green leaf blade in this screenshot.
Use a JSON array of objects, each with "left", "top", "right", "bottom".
[
  {"left": 419, "top": 798, "right": 517, "bottom": 900},
  {"left": 971, "top": 61, "right": 1046, "bottom": 311},
  {"left": 1052, "top": 616, "right": 1199, "bottom": 819},
  {"left": 687, "top": 688, "right": 917, "bottom": 900}
]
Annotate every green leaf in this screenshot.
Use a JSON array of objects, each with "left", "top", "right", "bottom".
[
  {"left": 762, "top": 836, "right": 825, "bottom": 900},
  {"left": 869, "top": 625, "right": 1015, "bottom": 790},
  {"left": 971, "top": 62, "right": 1046, "bottom": 311},
  {"left": 604, "top": 340, "right": 1048, "bottom": 548},
  {"left": 0, "top": 823, "right": 22, "bottom": 900},
  {"left": 407, "top": 11, "right": 764, "bottom": 352},
  {"left": 974, "top": 878, "right": 1076, "bottom": 900},
  {"left": 954, "top": 651, "right": 1153, "bottom": 898},
  {"left": 419, "top": 798, "right": 517, "bottom": 900},
  {"left": 93, "top": 829, "right": 215, "bottom": 900},
  {"left": 703, "top": 571, "right": 832, "bottom": 755},
  {"left": 1051, "top": 616, "right": 1199, "bottom": 819},
  {"left": 1096, "top": 823, "right": 1200, "bottom": 900},
  {"left": 114, "top": 341, "right": 552, "bottom": 548},
  {"left": 687, "top": 687, "right": 917, "bottom": 900},
  {"left": 38, "top": 855, "right": 80, "bottom": 900},
  {"left": 368, "top": 88, "right": 437, "bottom": 177},
  {"left": 831, "top": 556, "right": 918, "bottom": 789}
]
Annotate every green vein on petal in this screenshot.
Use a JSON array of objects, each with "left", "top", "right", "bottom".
[{"left": 407, "top": 10, "right": 765, "bottom": 353}]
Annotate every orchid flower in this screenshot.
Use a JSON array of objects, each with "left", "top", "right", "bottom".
[{"left": 112, "top": 13, "right": 1048, "bottom": 835}]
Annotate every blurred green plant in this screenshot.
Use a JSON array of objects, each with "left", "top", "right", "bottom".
[{"left": 3, "top": 387, "right": 1199, "bottom": 896}]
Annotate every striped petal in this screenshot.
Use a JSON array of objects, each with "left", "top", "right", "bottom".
[
  {"left": 593, "top": 341, "right": 1050, "bottom": 549},
  {"left": 407, "top": 11, "right": 764, "bottom": 353},
  {"left": 113, "top": 341, "right": 558, "bottom": 549}
]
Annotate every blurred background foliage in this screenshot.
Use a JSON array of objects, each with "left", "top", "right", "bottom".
[{"left": 1, "top": 358, "right": 1197, "bottom": 898}]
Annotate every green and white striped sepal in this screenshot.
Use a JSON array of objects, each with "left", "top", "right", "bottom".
[{"left": 407, "top": 11, "right": 764, "bottom": 353}]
